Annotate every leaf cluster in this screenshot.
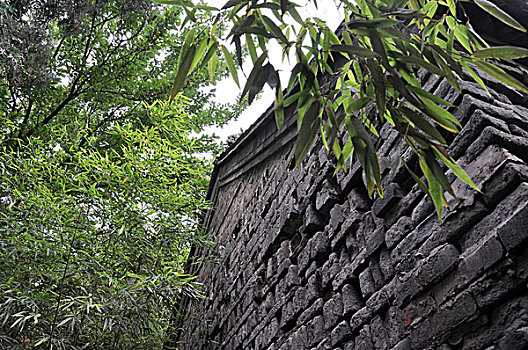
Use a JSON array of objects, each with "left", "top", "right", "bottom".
[{"left": 168, "top": 0, "right": 528, "bottom": 220}]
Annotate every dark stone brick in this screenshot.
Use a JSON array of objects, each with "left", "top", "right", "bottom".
[
  {"left": 355, "top": 325, "right": 374, "bottom": 350},
  {"left": 459, "top": 236, "right": 504, "bottom": 284},
  {"left": 332, "top": 262, "right": 357, "bottom": 292},
  {"left": 370, "top": 315, "right": 389, "bottom": 350},
  {"left": 393, "top": 275, "right": 421, "bottom": 307},
  {"left": 349, "top": 306, "right": 373, "bottom": 332},
  {"left": 359, "top": 268, "right": 375, "bottom": 299},
  {"left": 176, "top": 61, "right": 528, "bottom": 350},
  {"left": 307, "top": 273, "right": 321, "bottom": 304},
  {"left": 496, "top": 327, "right": 528, "bottom": 350},
  {"left": 285, "top": 265, "right": 302, "bottom": 288},
  {"left": 307, "top": 316, "right": 327, "bottom": 347},
  {"left": 432, "top": 292, "right": 478, "bottom": 336},
  {"left": 316, "top": 180, "right": 339, "bottom": 216},
  {"left": 385, "top": 216, "right": 413, "bottom": 249},
  {"left": 342, "top": 284, "right": 364, "bottom": 316},
  {"left": 366, "top": 227, "right": 385, "bottom": 257},
  {"left": 386, "top": 306, "right": 405, "bottom": 347},
  {"left": 416, "top": 244, "right": 459, "bottom": 288},
  {"left": 391, "top": 338, "right": 411, "bottom": 350},
  {"left": 331, "top": 321, "right": 353, "bottom": 347},
  {"left": 310, "top": 232, "right": 331, "bottom": 264},
  {"left": 373, "top": 183, "right": 405, "bottom": 218},
  {"left": 497, "top": 199, "right": 528, "bottom": 251},
  {"left": 323, "top": 293, "right": 343, "bottom": 330},
  {"left": 304, "top": 204, "right": 325, "bottom": 234},
  {"left": 322, "top": 253, "right": 341, "bottom": 290},
  {"left": 299, "top": 298, "right": 324, "bottom": 325}
]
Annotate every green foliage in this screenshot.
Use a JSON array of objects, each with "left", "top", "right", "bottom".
[
  {"left": 168, "top": 0, "right": 528, "bottom": 220},
  {"left": 0, "top": 1, "right": 234, "bottom": 348},
  {"left": 0, "top": 98, "right": 209, "bottom": 348}
]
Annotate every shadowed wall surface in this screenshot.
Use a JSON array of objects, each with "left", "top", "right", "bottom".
[{"left": 174, "top": 61, "right": 528, "bottom": 349}]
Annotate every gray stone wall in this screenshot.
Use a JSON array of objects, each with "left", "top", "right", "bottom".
[{"left": 175, "top": 62, "right": 528, "bottom": 349}]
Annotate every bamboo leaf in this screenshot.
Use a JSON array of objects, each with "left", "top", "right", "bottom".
[
  {"left": 432, "top": 146, "right": 481, "bottom": 192},
  {"left": 474, "top": 0, "right": 527, "bottom": 33},
  {"left": 221, "top": 45, "right": 240, "bottom": 87},
  {"left": 222, "top": 0, "right": 245, "bottom": 10},
  {"left": 474, "top": 59, "right": 528, "bottom": 93},
  {"left": 170, "top": 44, "right": 196, "bottom": 100},
  {"left": 399, "top": 106, "right": 447, "bottom": 144},
  {"left": 330, "top": 45, "right": 380, "bottom": 57},
  {"left": 344, "top": 96, "right": 372, "bottom": 113},
  {"left": 246, "top": 34, "right": 258, "bottom": 63},
  {"left": 424, "top": 149, "right": 455, "bottom": 197},
  {"left": 208, "top": 52, "right": 217, "bottom": 81},
  {"left": 419, "top": 156, "right": 444, "bottom": 222},
  {"left": 275, "top": 85, "right": 284, "bottom": 130},
  {"left": 261, "top": 15, "right": 289, "bottom": 44},
  {"left": 473, "top": 46, "right": 528, "bottom": 59},
  {"left": 461, "top": 60, "right": 490, "bottom": 96},
  {"left": 241, "top": 52, "right": 267, "bottom": 103},
  {"left": 295, "top": 100, "right": 321, "bottom": 165},
  {"left": 422, "top": 98, "right": 460, "bottom": 132},
  {"left": 189, "top": 39, "right": 208, "bottom": 72},
  {"left": 407, "top": 86, "right": 455, "bottom": 107}
]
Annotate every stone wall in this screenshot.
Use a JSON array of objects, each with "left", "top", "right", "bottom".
[{"left": 174, "top": 62, "right": 528, "bottom": 349}]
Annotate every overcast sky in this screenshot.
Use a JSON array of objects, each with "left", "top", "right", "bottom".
[{"left": 201, "top": 0, "right": 344, "bottom": 140}]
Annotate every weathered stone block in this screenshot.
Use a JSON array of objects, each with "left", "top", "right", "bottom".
[
  {"left": 385, "top": 216, "right": 413, "bottom": 249},
  {"left": 497, "top": 198, "right": 528, "bottom": 251},
  {"left": 359, "top": 268, "right": 375, "bottom": 299},
  {"left": 342, "top": 284, "right": 364, "bottom": 316},
  {"left": 323, "top": 293, "right": 343, "bottom": 330},
  {"left": 416, "top": 244, "right": 459, "bottom": 288},
  {"left": 331, "top": 321, "right": 353, "bottom": 347}
]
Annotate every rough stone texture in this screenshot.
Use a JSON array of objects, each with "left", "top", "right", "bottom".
[{"left": 172, "top": 62, "right": 528, "bottom": 350}]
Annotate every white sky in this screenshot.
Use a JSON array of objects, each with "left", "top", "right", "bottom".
[{"left": 201, "top": 0, "right": 344, "bottom": 140}]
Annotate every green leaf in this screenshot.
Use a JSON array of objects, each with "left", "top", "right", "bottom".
[
  {"left": 246, "top": 34, "right": 258, "bottom": 63},
  {"left": 344, "top": 96, "right": 372, "bottom": 113},
  {"left": 461, "top": 60, "right": 490, "bottom": 96},
  {"left": 424, "top": 149, "right": 455, "bottom": 197},
  {"left": 221, "top": 45, "right": 240, "bottom": 87},
  {"left": 346, "top": 18, "right": 399, "bottom": 29},
  {"left": 397, "top": 55, "right": 446, "bottom": 76},
  {"left": 407, "top": 86, "right": 455, "bottom": 107},
  {"left": 432, "top": 146, "right": 481, "bottom": 192},
  {"left": 190, "top": 39, "right": 208, "bottom": 72},
  {"left": 261, "top": 15, "right": 289, "bottom": 44},
  {"left": 366, "top": 58, "right": 386, "bottom": 117},
  {"left": 208, "top": 52, "right": 217, "bottom": 81},
  {"left": 286, "top": 90, "right": 312, "bottom": 110},
  {"left": 403, "top": 158, "right": 430, "bottom": 195},
  {"left": 473, "top": 46, "right": 528, "bottom": 59},
  {"left": 240, "top": 52, "right": 267, "bottom": 103},
  {"left": 474, "top": 59, "right": 528, "bottom": 93},
  {"left": 474, "top": 0, "right": 527, "bottom": 33},
  {"left": 399, "top": 106, "right": 447, "bottom": 144},
  {"left": 280, "top": 0, "right": 288, "bottom": 15},
  {"left": 422, "top": 98, "right": 460, "bottom": 133},
  {"left": 330, "top": 45, "right": 380, "bottom": 57},
  {"left": 178, "top": 29, "right": 196, "bottom": 71},
  {"left": 419, "top": 156, "right": 444, "bottom": 222},
  {"left": 295, "top": 99, "right": 321, "bottom": 166},
  {"left": 447, "top": 0, "right": 456, "bottom": 17},
  {"left": 222, "top": 0, "right": 245, "bottom": 10},
  {"left": 275, "top": 85, "right": 284, "bottom": 130},
  {"left": 170, "top": 44, "right": 196, "bottom": 100}
]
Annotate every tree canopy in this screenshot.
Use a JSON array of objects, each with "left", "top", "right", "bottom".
[
  {"left": 0, "top": 1, "right": 233, "bottom": 348},
  {"left": 168, "top": 0, "right": 528, "bottom": 220}
]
